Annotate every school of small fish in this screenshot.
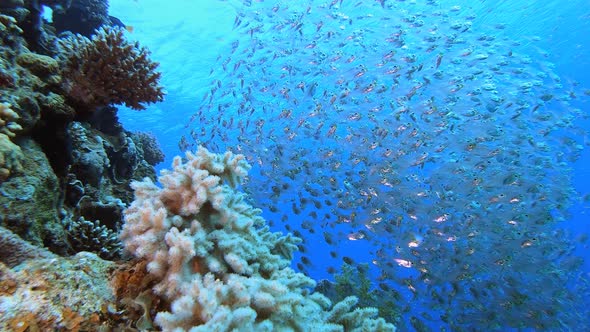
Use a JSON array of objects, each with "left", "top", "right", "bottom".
[{"left": 180, "top": 0, "right": 590, "bottom": 330}]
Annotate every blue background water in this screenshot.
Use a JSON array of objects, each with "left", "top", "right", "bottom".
[{"left": 101, "top": 0, "right": 589, "bottom": 329}]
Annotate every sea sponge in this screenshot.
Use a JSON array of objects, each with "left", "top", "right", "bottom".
[{"left": 58, "top": 26, "right": 164, "bottom": 111}]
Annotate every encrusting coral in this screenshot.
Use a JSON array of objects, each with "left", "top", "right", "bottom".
[
  {"left": 121, "top": 146, "right": 395, "bottom": 331},
  {"left": 0, "top": 102, "right": 23, "bottom": 182},
  {"left": 0, "top": 252, "right": 115, "bottom": 331},
  {"left": 58, "top": 25, "right": 165, "bottom": 111},
  {"left": 0, "top": 226, "right": 55, "bottom": 268}
]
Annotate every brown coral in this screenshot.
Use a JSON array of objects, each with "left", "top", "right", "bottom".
[
  {"left": 132, "top": 131, "right": 165, "bottom": 165},
  {"left": 58, "top": 26, "right": 164, "bottom": 111}
]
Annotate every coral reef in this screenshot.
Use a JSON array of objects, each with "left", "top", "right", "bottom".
[
  {"left": 121, "top": 146, "right": 395, "bottom": 331},
  {"left": 0, "top": 103, "right": 22, "bottom": 138},
  {"left": 3, "top": 0, "right": 70, "bottom": 53},
  {"left": 61, "top": 119, "right": 156, "bottom": 258},
  {"left": 0, "top": 4, "right": 395, "bottom": 330},
  {"left": 0, "top": 146, "right": 396, "bottom": 331},
  {"left": 0, "top": 6, "right": 162, "bottom": 257},
  {"left": 68, "top": 121, "right": 110, "bottom": 187},
  {"left": 58, "top": 26, "right": 165, "bottom": 111},
  {"left": 0, "top": 133, "right": 22, "bottom": 182},
  {"left": 1, "top": 13, "right": 71, "bottom": 132}
]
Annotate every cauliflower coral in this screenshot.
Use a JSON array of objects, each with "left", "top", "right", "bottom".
[{"left": 120, "top": 146, "right": 396, "bottom": 331}]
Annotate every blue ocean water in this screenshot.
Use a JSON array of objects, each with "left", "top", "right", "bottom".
[{"left": 107, "top": 0, "right": 590, "bottom": 330}]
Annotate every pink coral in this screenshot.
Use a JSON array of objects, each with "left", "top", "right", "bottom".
[{"left": 58, "top": 26, "right": 164, "bottom": 111}]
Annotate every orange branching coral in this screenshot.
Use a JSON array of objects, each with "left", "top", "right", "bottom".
[{"left": 58, "top": 26, "right": 165, "bottom": 111}]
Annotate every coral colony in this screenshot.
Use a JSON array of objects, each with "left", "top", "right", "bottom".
[
  {"left": 1, "top": 0, "right": 589, "bottom": 331},
  {"left": 120, "top": 147, "right": 393, "bottom": 330}
]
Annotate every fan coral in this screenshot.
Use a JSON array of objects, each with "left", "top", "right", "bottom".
[
  {"left": 58, "top": 26, "right": 164, "bottom": 111},
  {"left": 120, "top": 146, "right": 395, "bottom": 331}
]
